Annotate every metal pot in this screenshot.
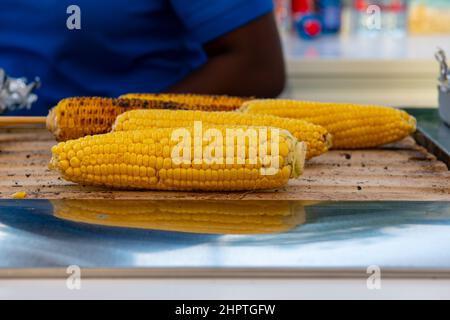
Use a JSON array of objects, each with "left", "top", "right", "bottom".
[{"left": 435, "top": 49, "right": 450, "bottom": 126}]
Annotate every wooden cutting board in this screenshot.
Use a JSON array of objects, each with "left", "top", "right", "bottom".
[{"left": 0, "top": 126, "right": 449, "bottom": 201}]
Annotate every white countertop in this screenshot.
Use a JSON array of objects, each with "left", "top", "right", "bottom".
[{"left": 284, "top": 34, "right": 450, "bottom": 61}]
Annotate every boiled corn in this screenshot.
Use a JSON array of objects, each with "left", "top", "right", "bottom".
[
  {"left": 49, "top": 126, "right": 307, "bottom": 191},
  {"left": 113, "top": 109, "right": 331, "bottom": 159},
  {"left": 241, "top": 99, "right": 417, "bottom": 149}
]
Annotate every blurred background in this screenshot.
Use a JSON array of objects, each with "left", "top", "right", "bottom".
[{"left": 273, "top": 0, "right": 450, "bottom": 107}]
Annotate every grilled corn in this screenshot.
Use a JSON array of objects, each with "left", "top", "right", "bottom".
[
  {"left": 46, "top": 97, "right": 186, "bottom": 141},
  {"left": 120, "top": 93, "right": 250, "bottom": 111}
]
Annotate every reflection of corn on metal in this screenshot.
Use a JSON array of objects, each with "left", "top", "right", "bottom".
[
  {"left": 113, "top": 109, "right": 331, "bottom": 159},
  {"left": 241, "top": 99, "right": 417, "bottom": 149},
  {"left": 119, "top": 93, "right": 251, "bottom": 112},
  {"left": 51, "top": 200, "right": 306, "bottom": 235},
  {"left": 46, "top": 97, "right": 187, "bottom": 141},
  {"left": 49, "top": 126, "right": 307, "bottom": 191}
]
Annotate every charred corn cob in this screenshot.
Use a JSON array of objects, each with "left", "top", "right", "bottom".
[
  {"left": 120, "top": 93, "right": 251, "bottom": 111},
  {"left": 240, "top": 99, "right": 417, "bottom": 149},
  {"left": 49, "top": 125, "right": 307, "bottom": 191},
  {"left": 46, "top": 97, "right": 187, "bottom": 141},
  {"left": 112, "top": 109, "right": 331, "bottom": 159},
  {"left": 52, "top": 200, "right": 306, "bottom": 234}
]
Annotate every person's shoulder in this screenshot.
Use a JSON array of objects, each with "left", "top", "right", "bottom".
[{"left": 171, "top": 0, "right": 274, "bottom": 43}]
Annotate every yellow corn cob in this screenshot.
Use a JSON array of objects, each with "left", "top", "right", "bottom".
[
  {"left": 46, "top": 97, "right": 187, "bottom": 141},
  {"left": 52, "top": 200, "right": 306, "bottom": 235},
  {"left": 120, "top": 93, "right": 251, "bottom": 111},
  {"left": 240, "top": 99, "right": 417, "bottom": 149},
  {"left": 112, "top": 109, "right": 331, "bottom": 159},
  {"left": 49, "top": 126, "right": 307, "bottom": 191}
]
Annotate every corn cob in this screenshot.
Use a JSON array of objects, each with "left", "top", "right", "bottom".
[
  {"left": 112, "top": 109, "right": 331, "bottom": 159},
  {"left": 46, "top": 97, "right": 187, "bottom": 141},
  {"left": 49, "top": 126, "right": 307, "bottom": 191},
  {"left": 52, "top": 200, "right": 306, "bottom": 234},
  {"left": 240, "top": 99, "right": 417, "bottom": 149},
  {"left": 120, "top": 93, "right": 251, "bottom": 111}
]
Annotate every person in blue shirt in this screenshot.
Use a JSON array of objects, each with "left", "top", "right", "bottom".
[{"left": 1, "top": 0, "right": 285, "bottom": 116}]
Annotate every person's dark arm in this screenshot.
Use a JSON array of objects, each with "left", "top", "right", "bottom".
[{"left": 168, "top": 12, "right": 285, "bottom": 98}]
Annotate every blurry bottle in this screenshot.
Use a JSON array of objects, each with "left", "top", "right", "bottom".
[
  {"left": 352, "top": 0, "right": 383, "bottom": 36},
  {"left": 316, "top": 0, "right": 342, "bottom": 34},
  {"left": 351, "top": 0, "right": 407, "bottom": 36},
  {"left": 292, "top": 0, "right": 323, "bottom": 39},
  {"left": 381, "top": 0, "right": 407, "bottom": 36}
]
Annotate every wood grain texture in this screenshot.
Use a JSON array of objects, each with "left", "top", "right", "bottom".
[
  {"left": 0, "top": 126, "right": 449, "bottom": 201},
  {"left": 0, "top": 117, "right": 46, "bottom": 126}
]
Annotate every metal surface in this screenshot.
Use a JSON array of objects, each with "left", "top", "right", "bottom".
[
  {"left": 435, "top": 48, "right": 449, "bottom": 87},
  {"left": 434, "top": 48, "right": 450, "bottom": 124},
  {"left": 407, "top": 108, "right": 450, "bottom": 168},
  {"left": 439, "top": 88, "right": 450, "bottom": 126},
  {"left": 1, "top": 200, "right": 450, "bottom": 277}
]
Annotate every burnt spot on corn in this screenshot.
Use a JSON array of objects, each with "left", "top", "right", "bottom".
[
  {"left": 47, "top": 97, "right": 189, "bottom": 141},
  {"left": 120, "top": 93, "right": 252, "bottom": 112}
]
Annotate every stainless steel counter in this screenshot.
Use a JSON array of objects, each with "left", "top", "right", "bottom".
[{"left": 1, "top": 200, "right": 450, "bottom": 278}]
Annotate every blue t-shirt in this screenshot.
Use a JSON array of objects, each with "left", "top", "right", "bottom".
[{"left": 0, "top": 0, "right": 273, "bottom": 115}]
